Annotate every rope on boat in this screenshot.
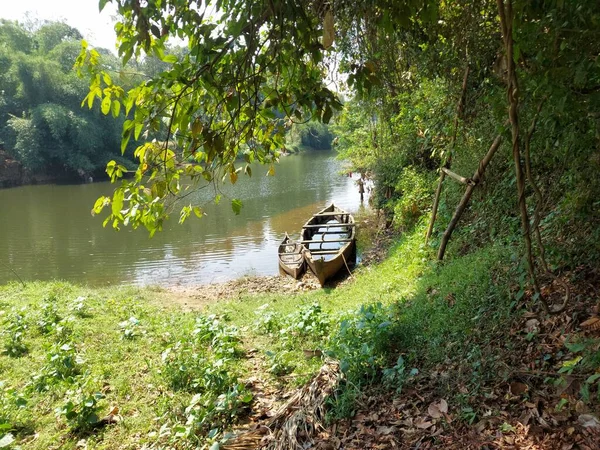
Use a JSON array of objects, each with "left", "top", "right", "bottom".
[{"left": 341, "top": 252, "right": 353, "bottom": 279}]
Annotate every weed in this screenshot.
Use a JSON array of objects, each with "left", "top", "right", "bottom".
[
  {"left": 254, "top": 304, "right": 282, "bottom": 335},
  {"left": 36, "top": 301, "right": 61, "bottom": 335},
  {"left": 328, "top": 303, "right": 396, "bottom": 384},
  {"left": 459, "top": 407, "right": 478, "bottom": 425},
  {"left": 265, "top": 350, "right": 296, "bottom": 376},
  {"left": 279, "top": 303, "right": 330, "bottom": 347},
  {"left": 70, "top": 296, "right": 91, "bottom": 318},
  {"left": 1, "top": 309, "right": 28, "bottom": 357},
  {"left": 31, "top": 342, "right": 83, "bottom": 391},
  {"left": 192, "top": 315, "right": 240, "bottom": 357},
  {"left": 0, "top": 382, "right": 27, "bottom": 445},
  {"left": 161, "top": 342, "right": 236, "bottom": 393},
  {"left": 56, "top": 379, "right": 105, "bottom": 431},
  {"left": 118, "top": 316, "right": 141, "bottom": 339},
  {"left": 326, "top": 382, "right": 361, "bottom": 421},
  {"left": 382, "top": 356, "right": 418, "bottom": 393}
]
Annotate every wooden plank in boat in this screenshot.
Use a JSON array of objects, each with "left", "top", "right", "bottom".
[
  {"left": 307, "top": 250, "right": 342, "bottom": 255},
  {"left": 302, "top": 223, "right": 356, "bottom": 228},
  {"left": 299, "top": 238, "right": 352, "bottom": 244},
  {"left": 313, "top": 212, "right": 351, "bottom": 217}
]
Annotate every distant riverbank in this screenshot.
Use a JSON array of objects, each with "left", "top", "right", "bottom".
[{"left": 0, "top": 150, "right": 95, "bottom": 188}]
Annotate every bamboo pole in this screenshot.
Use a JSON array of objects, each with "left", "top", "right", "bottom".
[
  {"left": 441, "top": 168, "right": 471, "bottom": 185},
  {"left": 425, "top": 65, "right": 470, "bottom": 244},
  {"left": 437, "top": 134, "right": 503, "bottom": 260}
]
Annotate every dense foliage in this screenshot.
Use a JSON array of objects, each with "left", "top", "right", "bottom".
[
  {"left": 331, "top": 0, "right": 600, "bottom": 290},
  {"left": 0, "top": 20, "right": 136, "bottom": 180}
]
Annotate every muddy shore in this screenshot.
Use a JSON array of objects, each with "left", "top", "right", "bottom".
[{"left": 162, "top": 216, "right": 395, "bottom": 310}]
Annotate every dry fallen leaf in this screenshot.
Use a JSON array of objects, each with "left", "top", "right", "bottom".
[
  {"left": 578, "top": 414, "right": 600, "bottom": 429},
  {"left": 510, "top": 381, "right": 528, "bottom": 396},
  {"left": 427, "top": 399, "right": 448, "bottom": 419},
  {"left": 525, "top": 318, "right": 540, "bottom": 333},
  {"left": 376, "top": 426, "right": 397, "bottom": 435},
  {"left": 414, "top": 417, "right": 433, "bottom": 429}
]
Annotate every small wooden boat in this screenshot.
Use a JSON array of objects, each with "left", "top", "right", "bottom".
[
  {"left": 278, "top": 233, "right": 306, "bottom": 279},
  {"left": 301, "top": 204, "right": 356, "bottom": 286}
]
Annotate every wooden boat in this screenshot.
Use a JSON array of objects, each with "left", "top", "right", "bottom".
[
  {"left": 278, "top": 233, "right": 306, "bottom": 279},
  {"left": 301, "top": 203, "right": 356, "bottom": 286}
]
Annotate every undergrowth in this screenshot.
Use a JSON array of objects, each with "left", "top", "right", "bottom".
[{"left": 1, "top": 221, "right": 598, "bottom": 448}]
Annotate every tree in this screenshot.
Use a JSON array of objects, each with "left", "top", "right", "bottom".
[
  {"left": 0, "top": 20, "right": 135, "bottom": 180},
  {"left": 77, "top": 0, "right": 358, "bottom": 233}
]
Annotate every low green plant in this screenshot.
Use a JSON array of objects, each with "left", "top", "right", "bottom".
[
  {"left": 56, "top": 380, "right": 105, "bottom": 431},
  {"left": 31, "top": 342, "right": 83, "bottom": 391},
  {"left": 392, "top": 166, "right": 434, "bottom": 231},
  {"left": 1, "top": 309, "right": 28, "bottom": 357},
  {"left": 192, "top": 315, "right": 240, "bottom": 357},
  {"left": 382, "top": 356, "right": 418, "bottom": 393},
  {"left": 118, "top": 316, "right": 141, "bottom": 339},
  {"left": 69, "top": 296, "right": 91, "bottom": 318},
  {"left": 265, "top": 350, "right": 296, "bottom": 376},
  {"left": 36, "top": 301, "right": 61, "bottom": 334},
  {"left": 0, "top": 382, "right": 27, "bottom": 446},
  {"left": 279, "top": 303, "right": 330, "bottom": 346},
  {"left": 254, "top": 304, "right": 282, "bottom": 335},
  {"left": 161, "top": 342, "right": 236, "bottom": 393},
  {"left": 559, "top": 338, "right": 600, "bottom": 403},
  {"left": 328, "top": 303, "right": 396, "bottom": 384}
]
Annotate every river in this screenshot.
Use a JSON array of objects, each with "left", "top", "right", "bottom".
[{"left": 0, "top": 151, "right": 367, "bottom": 286}]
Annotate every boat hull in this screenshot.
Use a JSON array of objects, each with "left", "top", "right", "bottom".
[
  {"left": 301, "top": 204, "right": 356, "bottom": 286},
  {"left": 278, "top": 233, "right": 306, "bottom": 280}
]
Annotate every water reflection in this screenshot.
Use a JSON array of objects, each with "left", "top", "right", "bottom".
[{"left": 0, "top": 151, "right": 368, "bottom": 286}]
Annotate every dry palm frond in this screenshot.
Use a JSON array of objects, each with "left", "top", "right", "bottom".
[
  {"left": 581, "top": 316, "right": 600, "bottom": 331},
  {"left": 223, "top": 360, "right": 341, "bottom": 450}
]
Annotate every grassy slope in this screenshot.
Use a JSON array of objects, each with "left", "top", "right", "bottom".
[{"left": 1, "top": 222, "right": 597, "bottom": 449}]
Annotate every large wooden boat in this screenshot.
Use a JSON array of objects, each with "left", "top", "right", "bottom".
[
  {"left": 301, "top": 204, "right": 356, "bottom": 286},
  {"left": 278, "top": 233, "right": 306, "bottom": 279}
]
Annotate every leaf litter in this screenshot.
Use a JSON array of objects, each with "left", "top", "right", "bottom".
[{"left": 221, "top": 268, "right": 600, "bottom": 449}]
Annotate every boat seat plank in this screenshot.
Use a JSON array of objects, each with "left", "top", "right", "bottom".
[
  {"left": 302, "top": 223, "right": 355, "bottom": 229},
  {"left": 313, "top": 212, "right": 351, "bottom": 217},
  {"left": 300, "top": 239, "right": 352, "bottom": 244},
  {"left": 306, "top": 250, "right": 343, "bottom": 255},
  {"left": 305, "top": 231, "right": 352, "bottom": 236}
]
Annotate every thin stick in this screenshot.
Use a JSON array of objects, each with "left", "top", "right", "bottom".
[
  {"left": 426, "top": 64, "right": 470, "bottom": 244},
  {"left": 437, "top": 135, "right": 503, "bottom": 260},
  {"left": 0, "top": 260, "right": 26, "bottom": 288}
]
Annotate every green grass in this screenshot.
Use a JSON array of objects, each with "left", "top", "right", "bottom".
[
  {"left": 0, "top": 222, "right": 529, "bottom": 448},
  {"left": 0, "top": 283, "right": 251, "bottom": 449}
]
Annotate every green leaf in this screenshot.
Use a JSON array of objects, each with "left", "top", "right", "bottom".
[
  {"left": 565, "top": 341, "right": 586, "bottom": 353},
  {"left": 134, "top": 122, "right": 143, "bottom": 140},
  {"left": 231, "top": 199, "right": 243, "bottom": 215},
  {"left": 111, "top": 100, "right": 121, "bottom": 118},
  {"left": 163, "top": 54, "right": 178, "bottom": 64},
  {"left": 586, "top": 373, "right": 600, "bottom": 384},
  {"left": 112, "top": 189, "right": 124, "bottom": 217},
  {"left": 101, "top": 96, "right": 111, "bottom": 115}
]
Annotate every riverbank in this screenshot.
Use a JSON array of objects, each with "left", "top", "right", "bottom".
[
  {"left": 0, "top": 151, "right": 95, "bottom": 188},
  {"left": 1, "top": 221, "right": 599, "bottom": 449}
]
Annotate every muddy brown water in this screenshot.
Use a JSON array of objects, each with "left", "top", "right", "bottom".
[{"left": 0, "top": 151, "right": 368, "bottom": 286}]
